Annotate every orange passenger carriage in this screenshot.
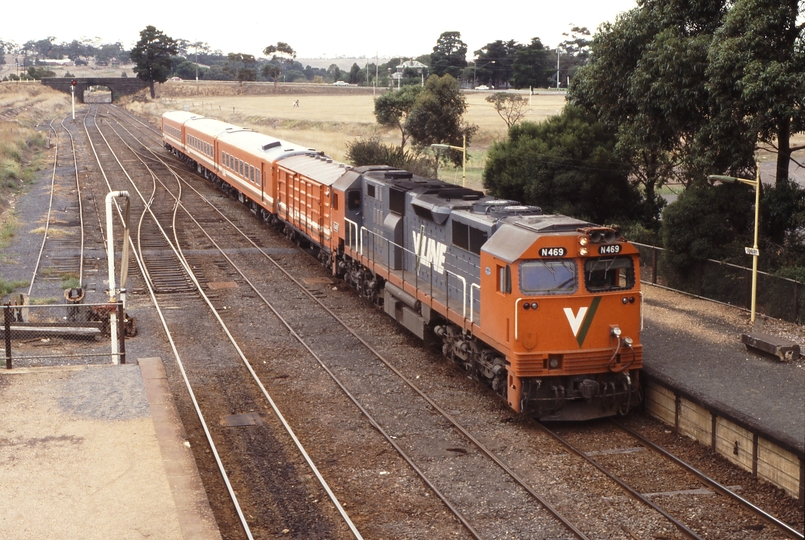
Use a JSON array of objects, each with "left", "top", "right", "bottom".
[{"left": 162, "top": 112, "right": 643, "bottom": 421}]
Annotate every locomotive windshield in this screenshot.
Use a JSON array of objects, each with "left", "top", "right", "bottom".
[
  {"left": 584, "top": 256, "right": 635, "bottom": 292},
  {"left": 520, "top": 260, "right": 578, "bottom": 295}
]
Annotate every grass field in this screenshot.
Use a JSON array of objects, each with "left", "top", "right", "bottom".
[{"left": 127, "top": 88, "right": 568, "bottom": 189}]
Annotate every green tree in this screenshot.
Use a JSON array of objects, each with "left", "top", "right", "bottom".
[
  {"left": 473, "top": 40, "right": 518, "bottom": 88},
  {"left": 569, "top": 0, "right": 724, "bottom": 222},
  {"left": 511, "top": 38, "right": 552, "bottom": 89},
  {"left": 486, "top": 93, "right": 529, "bottom": 127},
  {"left": 225, "top": 53, "right": 257, "bottom": 81},
  {"left": 348, "top": 63, "right": 361, "bottom": 84},
  {"left": 263, "top": 42, "right": 296, "bottom": 89},
  {"left": 706, "top": 0, "right": 805, "bottom": 184},
  {"left": 483, "top": 106, "right": 642, "bottom": 224},
  {"left": 430, "top": 31, "right": 468, "bottom": 79},
  {"left": 374, "top": 85, "right": 424, "bottom": 147},
  {"left": 327, "top": 64, "right": 342, "bottom": 83},
  {"left": 406, "top": 74, "right": 477, "bottom": 167},
  {"left": 130, "top": 26, "right": 179, "bottom": 98},
  {"left": 556, "top": 26, "right": 593, "bottom": 88}
]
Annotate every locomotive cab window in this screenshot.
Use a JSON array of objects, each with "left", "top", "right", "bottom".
[
  {"left": 520, "top": 260, "right": 578, "bottom": 295},
  {"left": 584, "top": 256, "right": 635, "bottom": 292}
]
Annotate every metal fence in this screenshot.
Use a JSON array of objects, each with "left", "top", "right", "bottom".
[
  {"left": 2, "top": 301, "right": 128, "bottom": 368},
  {"left": 634, "top": 242, "right": 803, "bottom": 324}
]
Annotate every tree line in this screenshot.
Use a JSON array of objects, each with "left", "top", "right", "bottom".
[
  {"left": 2, "top": 26, "right": 589, "bottom": 90},
  {"left": 483, "top": 0, "right": 804, "bottom": 285}
]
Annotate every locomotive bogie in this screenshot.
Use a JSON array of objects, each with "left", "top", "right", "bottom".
[{"left": 162, "top": 112, "right": 644, "bottom": 421}]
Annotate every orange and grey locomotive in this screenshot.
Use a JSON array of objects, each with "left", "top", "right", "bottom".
[{"left": 163, "top": 111, "right": 643, "bottom": 421}]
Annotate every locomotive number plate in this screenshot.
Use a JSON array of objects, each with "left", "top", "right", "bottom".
[
  {"left": 539, "top": 247, "right": 566, "bottom": 257},
  {"left": 598, "top": 244, "right": 622, "bottom": 255}
]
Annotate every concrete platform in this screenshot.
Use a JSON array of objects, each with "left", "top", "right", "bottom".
[
  {"left": 0, "top": 359, "right": 221, "bottom": 539},
  {"left": 640, "top": 284, "right": 805, "bottom": 500}
]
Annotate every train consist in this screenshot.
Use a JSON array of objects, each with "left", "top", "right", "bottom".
[{"left": 162, "top": 111, "right": 643, "bottom": 421}]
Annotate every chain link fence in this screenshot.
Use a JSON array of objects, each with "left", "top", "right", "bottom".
[
  {"left": 2, "top": 300, "right": 132, "bottom": 369},
  {"left": 635, "top": 242, "right": 803, "bottom": 324}
]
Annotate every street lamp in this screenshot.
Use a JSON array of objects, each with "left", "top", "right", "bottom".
[
  {"left": 708, "top": 165, "right": 761, "bottom": 324},
  {"left": 431, "top": 135, "right": 467, "bottom": 187}
]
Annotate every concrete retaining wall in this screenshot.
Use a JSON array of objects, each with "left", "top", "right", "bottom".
[{"left": 644, "top": 380, "right": 803, "bottom": 501}]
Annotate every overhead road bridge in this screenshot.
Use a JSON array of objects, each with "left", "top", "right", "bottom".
[{"left": 41, "top": 78, "right": 148, "bottom": 103}]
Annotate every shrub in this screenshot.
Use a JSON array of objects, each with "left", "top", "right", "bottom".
[{"left": 346, "top": 138, "right": 432, "bottom": 177}]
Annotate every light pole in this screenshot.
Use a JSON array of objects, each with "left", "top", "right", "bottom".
[
  {"left": 708, "top": 165, "right": 761, "bottom": 324},
  {"left": 431, "top": 135, "right": 467, "bottom": 187}
]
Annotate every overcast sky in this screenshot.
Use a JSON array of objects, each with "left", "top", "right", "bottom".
[{"left": 4, "top": 0, "right": 638, "bottom": 60}]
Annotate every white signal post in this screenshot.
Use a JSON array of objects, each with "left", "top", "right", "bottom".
[
  {"left": 708, "top": 165, "right": 761, "bottom": 324},
  {"left": 105, "top": 191, "right": 131, "bottom": 364}
]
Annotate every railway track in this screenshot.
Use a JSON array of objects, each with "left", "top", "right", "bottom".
[
  {"left": 62, "top": 103, "right": 802, "bottom": 539},
  {"left": 538, "top": 419, "right": 802, "bottom": 539},
  {"left": 83, "top": 104, "right": 361, "bottom": 538},
  {"left": 27, "top": 115, "right": 89, "bottom": 299}
]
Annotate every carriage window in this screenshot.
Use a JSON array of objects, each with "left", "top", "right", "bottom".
[
  {"left": 520, "top": 260, "right": 577, "bottom": 295},
  {"left": 584, "top": 257, "right": 635, "bottom": 292}
]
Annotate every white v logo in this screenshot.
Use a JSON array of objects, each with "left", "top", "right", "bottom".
[{"left": 563, "top": 307, "right": 588, "bottom": 337}]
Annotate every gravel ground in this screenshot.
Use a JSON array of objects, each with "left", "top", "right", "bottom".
[{"left": 2, "top": 108, "right": 803, "bottom": 539}]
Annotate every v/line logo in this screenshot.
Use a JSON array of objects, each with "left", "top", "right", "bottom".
[
  {"left": 412, "top": 230, "right": 447, "bottom": 274},
  {"left": 563, "top": 297, "right": 601, "bottom": 347}
]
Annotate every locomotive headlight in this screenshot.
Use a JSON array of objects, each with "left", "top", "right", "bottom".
[
  {"left": 579, "top": 247, "right": 588, "bottom": 256},
  {"left": 549, "top": 357, "right": 559, "bottom": 369},
  {"left": 623, "top": 336, "right": 633, "bottom": 347},
  {"left": 611, "top": 326, "right": 622, "bottom": 337},
  {"left": 579, "top": 236, "right": 589, "bottom": 246},
  {"left": 531, "top": 302, "right": 538, "bottom": 310}
]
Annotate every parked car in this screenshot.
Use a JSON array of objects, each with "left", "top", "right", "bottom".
[
  {"left": 474, "top": 84, "right": 491, "bottom": 90},
  {"left": 332, "top": 81, "right": 349, "bottom": 86}
]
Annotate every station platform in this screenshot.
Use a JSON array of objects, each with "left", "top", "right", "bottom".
[
  {"left": 640, "top": 284, "right": 804, "bottom": 500},
  {"left": 0, "top": 358, "right": 221, "bottom": 540}
]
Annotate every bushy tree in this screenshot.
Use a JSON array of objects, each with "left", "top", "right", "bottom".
[
  {"left": 374, "top": 85, "right": 424, "bottom": 147},
  {"left": 660, "top": 181, "right": 753, "bottom": 273},
  {"left": 130, "top": 26, "right": 179, "bottom": 98},
  {"left": 473, "top": 40, "right": 518, "bottom": 88},
  {"left": 483, "top": 106, "right": 642, "bottom": 225},
  {"left": 706, "top": 0, "right": 805, "bottom": 184},
  {"left": 406, "top": 74, "right": 477, "bottom": 167},
  {"left": 511, "top": 38, "right": 552, "bottom": 89},
  {"left": 263, "top": 42, "right": 295, "bottom": 89},
  {"left": 174, "top": 60, "right": 207, "bottom": 80},
  {"left": 430, "top": 31, "right": 467, "bottom": 78},
  {"left": 346, "top": 138, "right": 432, "bottom": 177}
]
